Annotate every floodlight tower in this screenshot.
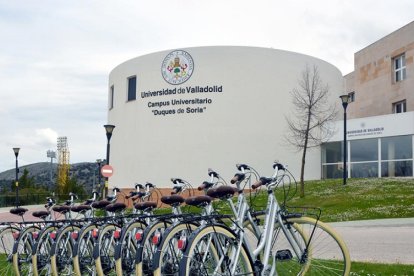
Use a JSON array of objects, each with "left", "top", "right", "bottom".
[
  {"left": 47, "top": 150, "right": 56, "bottom": 186},
  {"left": 57, "top": 137, "right": 70, "bottom": 194}
]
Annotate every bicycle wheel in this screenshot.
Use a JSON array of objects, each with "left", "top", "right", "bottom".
[
  {"left": 32, "top": 225, "right": 59, "bottom": 276},
  {"left": 274, "top": 216, "right": 351, "bottom": 276},
  {"left": 73, "top": 223, "right": 97, "bottom": 276},
  {"left": 50, "top": 225, "right": 81, "bottom": 276},
  {"left": 12, "top": 225, "right": 40, "bottom": 276},
  {"left": 114, "top": 220, "right": 146, "bottom": 276},
  {"left": 0, "top": 226, "right": 19, "bottom": 276},
  {"left": 135, "top": 220, "right": 171, "bottom": 276},
  {"left": 179, "top": 224, "right": 254, "bottom": 276},
  {"left": 152, "top": 222, "right": 199, "bottom": 276},
  {"left": 94, "top": 223, "right": 118, "bottom": 276}
]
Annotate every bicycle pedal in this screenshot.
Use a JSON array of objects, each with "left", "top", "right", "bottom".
[{"left": 275, "top": 249, "right": 293, "bottom": 261}]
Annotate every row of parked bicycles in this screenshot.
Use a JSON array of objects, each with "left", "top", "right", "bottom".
[{"left": 0, "top": 161, "right": 351, "bottom": 275}]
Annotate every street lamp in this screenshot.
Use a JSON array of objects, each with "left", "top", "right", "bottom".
[
  {"left": 103, "top": 124, "right": 115, "bottom": 198},
  {"left": 339, "top": 94, "right": 351, "bottom": 185},
  {"left": 12, "top": 147, "right": 20, "bottom": 207},
  {"left": 96, "top": 159, "right": 102, "bottom": 194}
]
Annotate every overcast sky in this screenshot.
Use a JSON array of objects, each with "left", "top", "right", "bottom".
[{"left": 0, "top": 0, "right": 413, "bottom": 172}]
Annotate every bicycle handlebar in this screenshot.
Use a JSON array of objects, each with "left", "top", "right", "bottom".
[
  {"left": 273, "top": 162, "right": 286, "bottom": 171},
  {"left": 208, "top": 168, "right": 219, "bottom": 178},
  {"left": 230, "top": 173, "right": 245, "bottom": 184},
  {"left": 171, "top": 178, "right": 184, "bottom": 184},
  {"left": 69, "top": 192, "right": 78, "bottom": 200},
  {"left": 135, "top": 183, "right": 144, "bottom": 190},
  {"left": 252, "top": 177, "right": 272, "bottom": 189},
  {"left": 125, "top": 191, "right": 138, "bottom": 199},
  {"left": 198, "top": 181, "right": 214, "bottom": 191},
  {"left": 145, "top": 182, "right": 155, "bottom": 189},
  {"left": 236, "top": 164, "right": 250, "bottom": 171}
]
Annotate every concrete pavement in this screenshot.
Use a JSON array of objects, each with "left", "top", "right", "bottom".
[{"left": 329, "top": 218, "right": 414, "bottom": 264}]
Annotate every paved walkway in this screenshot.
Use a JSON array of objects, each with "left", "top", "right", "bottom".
[
  {"left": 0, "top": 204, "right": 68, "bottom": 222},
  {"left": 1, "top": 205, "right": 413, "bottom": 265},
  {"left": 329, "top": 218, "right": 414, "bottom": 264}
]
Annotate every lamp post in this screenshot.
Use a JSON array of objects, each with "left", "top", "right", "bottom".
[
  {"left": 339, "top": 94, "right": 350, "bottom": 185},
  {"left": 103, "top": 124, "right": 115, "bottom": 198},
  {"left": 96, "top": 159, "right": 102, "bottom": 194},
  {"left": 12, "top": 147, "right": 20, "bottom": 207}
]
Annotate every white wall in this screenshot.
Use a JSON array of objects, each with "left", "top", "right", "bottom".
[{"left": 107, "top": 46, "right": 343, "bottom": 188}]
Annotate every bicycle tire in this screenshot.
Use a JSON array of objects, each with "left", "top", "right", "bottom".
[
  {"left": 274, "top": 216, "right": 351, "bottom": 276},
  {"left": 12, "top": 225, "right": 40, "bottom": 276},
  {"left": 32, "top": 225, "right": 59, "bottom": 276},
  {"left": 50, "top": 224, "right": 81, "bottom": 276},
  {"left": 73, "top": 223, "right": 98, "bottom": 276},
  {"left": 152, "top": 222, "right": 199, "bottom": 276},
  {"left": 94, "top": 223, "right": 118, "bottom": 276},
  {"left": 114, "top": 220, "right": 146, "bottom": 276},
  {"left": 0, "top": 226, "right": 19, "bottom": 276},
  {"left": 135, "top": 220, "right": 171, "bottom": 276},
  {"left": 179, "top": 224, "right": 255, "bottom": 276}
]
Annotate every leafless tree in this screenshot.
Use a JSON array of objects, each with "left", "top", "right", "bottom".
[{"left": 285, "top": 65, "right": 337, "bottom": 197}]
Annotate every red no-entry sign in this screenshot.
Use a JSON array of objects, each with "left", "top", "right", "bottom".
[{"left": 101, "top": 165, "right": 114, "bottom": 178}]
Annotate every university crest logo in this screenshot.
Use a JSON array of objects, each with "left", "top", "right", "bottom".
[{"left": 161, "top": 50, "right": 194, "bottom": 85}]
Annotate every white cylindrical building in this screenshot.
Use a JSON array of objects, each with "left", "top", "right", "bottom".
[{"left": 107, "top": 46, "right": 343, "bottom": 188}]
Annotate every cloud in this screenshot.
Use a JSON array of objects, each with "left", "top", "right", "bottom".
[
  {"left": 35, "top": 128, "right": 59, "bottom": 147},
  {"left": 0, "top": 0, "right": 413, "bottom": 172}
]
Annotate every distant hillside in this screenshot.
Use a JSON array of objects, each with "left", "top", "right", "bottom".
[{"left": 0, "top": 162, "right": 101, "bottom": 192}]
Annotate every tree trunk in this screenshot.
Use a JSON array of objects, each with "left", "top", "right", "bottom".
[
  {"left": 300, "top": 111, "right": 312, "bottom": 198},
  {"left": 300, "top": 146, "right": 307, "bottom": 198}
]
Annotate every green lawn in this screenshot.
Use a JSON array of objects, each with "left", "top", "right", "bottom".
[
  {"left": 244, "top": 177, "right": 414, "bottom": 222},
  {"left": 350, "top": 261, "right": 414, "bottom": 275}
]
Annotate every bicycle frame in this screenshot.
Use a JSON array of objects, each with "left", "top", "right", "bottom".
[{"left": 225, "top": 164, "right": 310, "bottom": 275}]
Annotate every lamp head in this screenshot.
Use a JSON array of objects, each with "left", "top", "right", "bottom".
[
  {"left": 104, "top": 124, "right": 115, "bottom": 140},
  {"left": 339, "top": 94, "right": 350, "bottom": 109},
  {"left": 13, "top": 148, "right": 20, "bottom": 158}
]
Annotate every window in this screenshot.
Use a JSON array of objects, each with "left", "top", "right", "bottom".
[
  {"left": 381, "top": 136, "right": 412, "bottom": 160},
  {"left": 322, "top": 142, "right": 343, "bottom": 163},
  {"left": 393, "top": 54, "right": 406, "bottom": 82},
  {"left": 109, "top": 85, "right": 114, "bottom": 109},
  {"left": 393, "top": 100, "right": 406, "bottom": 113},
  {"left": 350, "top": 139, "right": 378, "bottom": 162},
  {"left": 321, "top": 142, "right": 344, "bottom": 179},
  {"left": 127, "top": 76, "right": 137, "bottom": 101},
  {"left": 381, "top": 136, "right": 413, "bottom": 177},
  {"left": 348, "top": 92, "right": 355, "bottom": 102},
  {"left": 323, "top": 136, "right": 414, "bottom": 179}
]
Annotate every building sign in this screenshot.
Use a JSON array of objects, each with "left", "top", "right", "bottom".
[
  {"left": 161, "top": 50, "right": 194, "bottom": 85},
  {"left": 140, "top": 85, "right": 223, "bottom": 116},
  {"left": 347, "top": 126, "right": 385, "bottom": 137},
  {"left": 137, "top": 50, "right": 223, "bottom": 116},
  {"left": 330, "top": 112, "right": 414, "bottom": 142}
]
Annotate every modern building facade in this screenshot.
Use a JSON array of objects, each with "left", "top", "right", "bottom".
[
  {"left": 107, "top": 47, "right": 343, "bottom": 188},
  {"left": 322, "top": 21, "right": 414, "bottom": 179},
  {"left": 107, "top": 22, "right": 414, "bottom": 186}
]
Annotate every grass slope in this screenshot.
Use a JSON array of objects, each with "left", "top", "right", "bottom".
[{"left": 281, "top": 178, "right": 414, "bottom": 222}]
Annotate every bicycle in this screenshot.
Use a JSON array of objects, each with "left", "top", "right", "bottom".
[
  {"left": 72, "top": 191, "right": 118, "bottom": 276},
  {"left": 31, "top": 192, "right": 80, "bottom": 276},
  {"left": 152, "top": 168, "right": 256, "bottom": 276},
  {"left": 179, "top": 162, "right": 351, "bottom": 275},
  {"left": 115, "top": 180, "right": 184, "bottom": 276},
  {"left": 49, "top": 191, "right": 99, "bottom": 276},
  {"left": 0, "top": 197, "right": 55, "bottom": 276}
]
